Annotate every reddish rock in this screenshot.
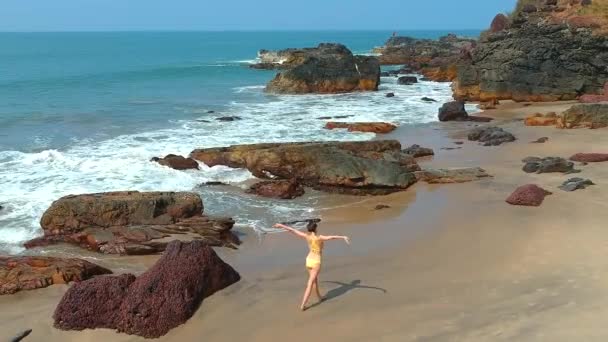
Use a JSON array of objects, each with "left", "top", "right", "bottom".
[
  {"left": 324, "top": 122, "right": 397, "bottom": 134},
  {"left": 506, "top": 185, "right": 552, "bottom": 207},
  {"left": 151, "top": 154, "right": 199, "bottom": 170},
  {"left": 54, "top": 241, "right": 241, "bottom": 338},
  {"left": 0, "top": 256, "right": 111, "bottom": 295},
  {"left": 569, "top": 153, "right": 608, "bottom": 162},
  {"left": 524, "top": 113, "right": 558, "bottom": 126},
  {"left": 579, "top": 82, "right": 608, "bottom": 103},
  {"left": 247, "top": 180, "right": 305, "bottom": 199},
  {"left": 490, "top": 14, "right": 510, "bottom": 33}
]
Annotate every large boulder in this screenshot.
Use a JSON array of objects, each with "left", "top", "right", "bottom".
[
  {"left": 324, "top": 122, "right": 397, "bottom": 134},
  {"left": 263, "top": 43, "right": 380, "bottom": 94},
  {"left": 25, "top": 191, "right": 239, "bottom": 254},
  {"left": 506, "top": 184, "right": 552, "bottom": 207},
  {"left": 438, "top": 101, "right": 468, "bottom": 121},
  {"left": 490, "top": 14, "right": 511, "bottom": 33},
  {"left": 190, "top": 141, "right": 419, "bottom": 195},
  {"left": 454, "top": 3, "right": 608, "bottom": 102},
  {"left": 0, "top": 256, "right": 111, "bottom": 295},
  {"left": 468, "top": 126, "right": 516, "bottom": 146},
  {"left": 557, "top": 103, "right": 608, "bottom": 129},
  {"left": 247, "top": 180, "right": 305, "bottom": 199},
  {"left": 151, "top": 154, "right": 199, "bottom": 170},
  {"left": 54, "top": 240, "right": 240, "bottom": 338}
]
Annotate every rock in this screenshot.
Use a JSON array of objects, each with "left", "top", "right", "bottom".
[
  {"left": 522, "top": 156, "right": 576, "bottom": 173},
  {"left": 216, "top": 116, "right": 242, "bottom": 122},
  {"left": 438, "top": 101, "right": 468, "bottom": 121},
  {"left": 264, "top": 44, "right": 380, "bottom": 94},
  {"left": 454, "top": 141, "right": 464, "bottom": 145},
  {"left": 490, "top": 13, "right": 510, "bottom": 33},
  {"left": 531, "top": 137, "right": 549, "bottom": 143},
  {"left": 522, "top": 4, "right": 537, "bottom": 13},
  {"left": 402, "top": 144, "right": 434, "bottom": 158},
  {"left": 54, "top": 240, "right": 240, "bottom": 338},
  {"left": 569, "top": 153, "right": 608, "bottom": 162},
  {"left": 151, "top": 154, "right": 200, "bottom": 170},
  {"left": 468, "top": 126, "right": 516, "bottom": 146},
  {"left": 579, "top": 82, "right": 608, "bottom": 103},
  {"left": 324, "top": 122, "right": 397, "bottom": 134},
  {"left": 386, "top": 92, "right": 395, "bottom": 98},
  {"left": 559, "top": 178, "right": 595, "bottom": 192},
  {"left": 190, "top": 141, "right": 419, "bottom": 195},
  {"left": 414, "top": 167, "right": 491, "bottom": 184},
  {"left": 0, "top": 256, "right": 111, "bottom": 295},
  {"left": 421, "top": 97, "right": 437, "bottom": 102},
  {"left": 558, "top": 104, "right": 608, "bottom": 129},
  {"left": 506, "top": 184, "right": 552, "bottom": 207},
  {"left": 398, "top": 76, "right": 418, "bottom": 85},
  {"left": 441, "top": 147, "right": 462, "bottom": 150},
  {"left": 380, "top": 72, "right": 390, "bottom": 77},
  {"left": 199, "top": 181, "right": 228, "bottom": 186},
  {"left": 24, "top": 191, "right": 240, "bottom": 254},
  {"left": 10, "top": 329, "right": 32, "bottom": 342},
  {"left": 374, "top": 205, "right": 391, "bottom": 210},
  {"left": 0, "top": 205, "right": 3, "bottom": 211},
  {"left": 247, "top": 180, "right": 305, "bottom": 199},
  {"left": 545, "top": 0, "right": 558, "bottom": 5},
  {"left": 524, "top": 113, "right": 558, "bottom": 126}
]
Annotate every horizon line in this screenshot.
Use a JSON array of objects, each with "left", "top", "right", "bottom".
[{"left": 0, "top": 28, "right": 485, "bottom": 34}]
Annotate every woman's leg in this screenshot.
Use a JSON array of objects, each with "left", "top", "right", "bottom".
[
  {"left": 314, "top": 273, "right": 323, "bottom": 301},
  {"left": 300, "top": 266, "right": 320, "bottom": 310}
]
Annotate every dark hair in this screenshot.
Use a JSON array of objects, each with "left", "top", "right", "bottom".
[{"left": 307, "top": 222, "right": 318, "bottom": 233}]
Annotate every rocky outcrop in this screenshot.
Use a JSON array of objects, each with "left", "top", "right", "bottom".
[
  {"left": 522, "top": 156, "right": 576, "bottom": 173},
  {"left": 438, "top": 101, "right": 493, "bottom": 122},
  {"left": 402, "top": 144, "right": 434, "bottom": 158},
  {"left": 414, "top": 167, "right": 491, "bottom": 184},
  {"left": 262, "top": 44, "right": 380, "bottom": 94},
  {"left": 54, "top": 240, "right": 240, "bottom": 338},
  {"left": 0, "top": 256, "right": 111, "bottom": 295},
  {"left": 524, "top": 112, "right": 558, "bottom": 126},
  {"left": 324, "top": 122, "right": 397, "bottom": 134},
  {"left": 151, "top": 154, "right": 199, "bottom": 170},
  {"left": 579, "top": 83, "right": 608, "bottom": 103},
  {"left": 454, "top": 2, "right": 608, "bottom": 102},
  {"left": 25, "top": 191, "right": 240, "bottom": 254},
  {"left": 190, "top": 141, "right": 419, "bottom": 195},
  {"left": 559, "top": 178, "right": 594, "bottom": 192},
  {"left": 557, "top": 103, "right": 608, "bottom": 129},
  {"left": 468, "top": 126, "right": 516, "bottom": 146},
  {"left": 247, "top": 180, "right": 305, "bottom": 199},
  {"left": 569, "top": 153, "right": 608, "bottom": 162},
  {"left": 506, "top": 184, "right": 552, "bottom": 207}
]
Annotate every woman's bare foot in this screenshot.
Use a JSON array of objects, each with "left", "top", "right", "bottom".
[{"left": 300, "top": 305, "right": 307, "bottom": 311}]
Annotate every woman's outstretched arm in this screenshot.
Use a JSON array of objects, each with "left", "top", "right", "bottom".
[
  {"left": 320, "top": 235, "right": 351, "bottom": 244},
  {"left": 273, "top": 223, "right": 308, "bottom": 239}
]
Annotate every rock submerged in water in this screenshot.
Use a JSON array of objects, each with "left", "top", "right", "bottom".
[
  {"left": 24, "top": 191, "right": 240, "bottom": 254},
  {"left": 421, "top": 97, "right": 437, "bottom": 102},
  {"left": 559, "top": 178, "right": 595, "bottom": 192},
  {"left": 402, "top": 144, "right": 434, "bottom": 158},
  {"left": 324, "top": 122, "right": 397, "bottom": 134},
  {"left": 558, "top": 104, "right": 608, "bottom": 129},
  {"left": 522, "top": 157, "right": 576, "bottom": 174},
  {"left": 386, "top": 92, "right": 395, "bottom": 98},
  {"left": 468, "top": 126, "right": 516, "bottom": 146},
  {"left": 0, "top": 256, "right": 111, "bottom": 295},
  {"left": 506, "top": 184, "right": 552, "bottom": 207},
  {"left": 247, "top": 180, "right": 305, "bottom": 199},
  {"left": 398, "top": 76, "right": 418, "bottom": 85},
  {"left": 190, "top": 141, "right": 420, "bottom": 195},
  {"left": 263, "top": 43, "right": 380, "bottom": 94},
  {"left": 54, "top": 240, "right": 241, "bottom": 339},
  {"left": 151, "top": 154, "right": 200, "bottom": 170},
  {"left": 569, "top": 153, "right": 608, "bottom": 163}
]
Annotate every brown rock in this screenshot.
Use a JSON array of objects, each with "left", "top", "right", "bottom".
[
  {"left": 414, "top": 167, "right": 491, "bottom": 184},
  {"left": 0, "top": 256, "right": 111, "bottom": 295},
  {"left": 151, "top": 154, "right": 199, "bottom": 170},
  {"left": 247, "top": 180, "right": 305, "bottom": 199},
  {"left": 506, "top": 184, "right": 552, "bottom": 207},
  {"left": 531, "top": 137, "right": 549, "bottom": 143},
  {"left": 490, "top": 14, "right": 510, "bottom": 33},
  {"left": 374, "top": 204, "right": 391, "bottom": 210},
  {"left": 569, "top": 153, "right": 608, "bottom": 162},
  {"left": 54, "top": 240, "right": 240, "bottom": 338},
  {"left": 324, "top": 122, "right": 397, "bottom": 134},
  {"left": 524, "top": 113, "right": 558, "bottom": 126},
  {"left": 402, "top": 144, "right": 434, "bottom": 158}
]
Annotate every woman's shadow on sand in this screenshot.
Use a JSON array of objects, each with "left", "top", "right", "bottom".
[{"left": 308, "top": 280, "right": 387, "bottom": 309}]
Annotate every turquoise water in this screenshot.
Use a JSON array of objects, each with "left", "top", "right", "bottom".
[{"left": 0, "top": 30, "right": 479, "bottom": 253}]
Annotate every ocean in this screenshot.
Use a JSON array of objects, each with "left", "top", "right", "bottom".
[{"left": 0, "top": 30, "right": 480, "bottom": 254}]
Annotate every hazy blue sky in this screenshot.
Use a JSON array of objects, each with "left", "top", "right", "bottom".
[{"left": 1, "top": 0, "right": 518, "bottom": 32}]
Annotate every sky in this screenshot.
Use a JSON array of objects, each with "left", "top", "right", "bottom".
[{"left": 0, "top": 0, "right": 518, "bottom": 32}]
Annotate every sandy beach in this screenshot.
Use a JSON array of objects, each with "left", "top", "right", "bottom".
[{"left": 2, "top": 100, "right": 607, "bottom": 341}]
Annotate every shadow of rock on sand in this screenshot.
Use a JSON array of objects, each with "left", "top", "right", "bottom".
[{"left": 308, "top": 280, "right": 387, "bottom": 309}]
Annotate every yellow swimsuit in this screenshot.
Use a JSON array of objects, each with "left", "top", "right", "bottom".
[{"left": 305, "top": 234, "right": 324, "bottom": 269}]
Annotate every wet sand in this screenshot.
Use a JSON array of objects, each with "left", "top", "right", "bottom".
[{"left": 2, "top": 101, "right": 608, "bottom": 341}]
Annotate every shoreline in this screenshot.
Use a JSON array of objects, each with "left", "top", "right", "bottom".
[{"left": 3, "top": 99, "right": 608, "bottom": 341}]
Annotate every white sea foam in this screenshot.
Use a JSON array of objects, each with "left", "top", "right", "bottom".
[{"left": 0, "top": 76, "right": 454, "bottom": 252}]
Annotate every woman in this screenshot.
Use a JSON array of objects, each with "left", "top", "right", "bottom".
[{"left": 273, "top": 222, "right": 350, "bottom": 311}]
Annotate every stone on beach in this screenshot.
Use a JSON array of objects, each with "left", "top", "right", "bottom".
[
  {"left": 151, "top": 154, "right": 200, "bottom": 170},
  {"left": 190, "top": 141, "right": 419, "bottom": 195},
  {"left": 414, "top": 167, "right": 491, "bottom": 184},
  {"left": 558, "top": 104, "right": 608, "bottom": 129},
  {"left": 468, "top": 126, "right": 516, "bottom": 146},
  {"left": 531, "top": 137, "right": 549, "bottom": 144},
  {"left": 506, "top": 184, "right": 552, "bottom": 207},
  {"left": 559, "top": 178, "right": 595, "bottom": 192},
  {"left": 522, "top": 157, "right": 576, "bottom": 174},
  {"left": 0, "top": 256, "right": 111, "bottom": 295},
  {"left": 324, "top": 122, "right": 397, "bottom": 134},
  {"left": 524, "top": 113, "right": 558, "bottom": 126},
  {"left": 402, "top": 144, "right": 435, "bottom": 158},
  {"left": 569, "top": 153, "right": 608, "bottom": 163},
  {"left": 438, "top": 101, "right": 468, "bottom": 121},
  {"left": 54, "top": 240, "right": 240, "bottom": 339},
  {"left": 24, "top": 191, "right": 240, "bottom": 254},
  {"left": 247, "top": 180, "right": 305, "bottom": 199}
]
